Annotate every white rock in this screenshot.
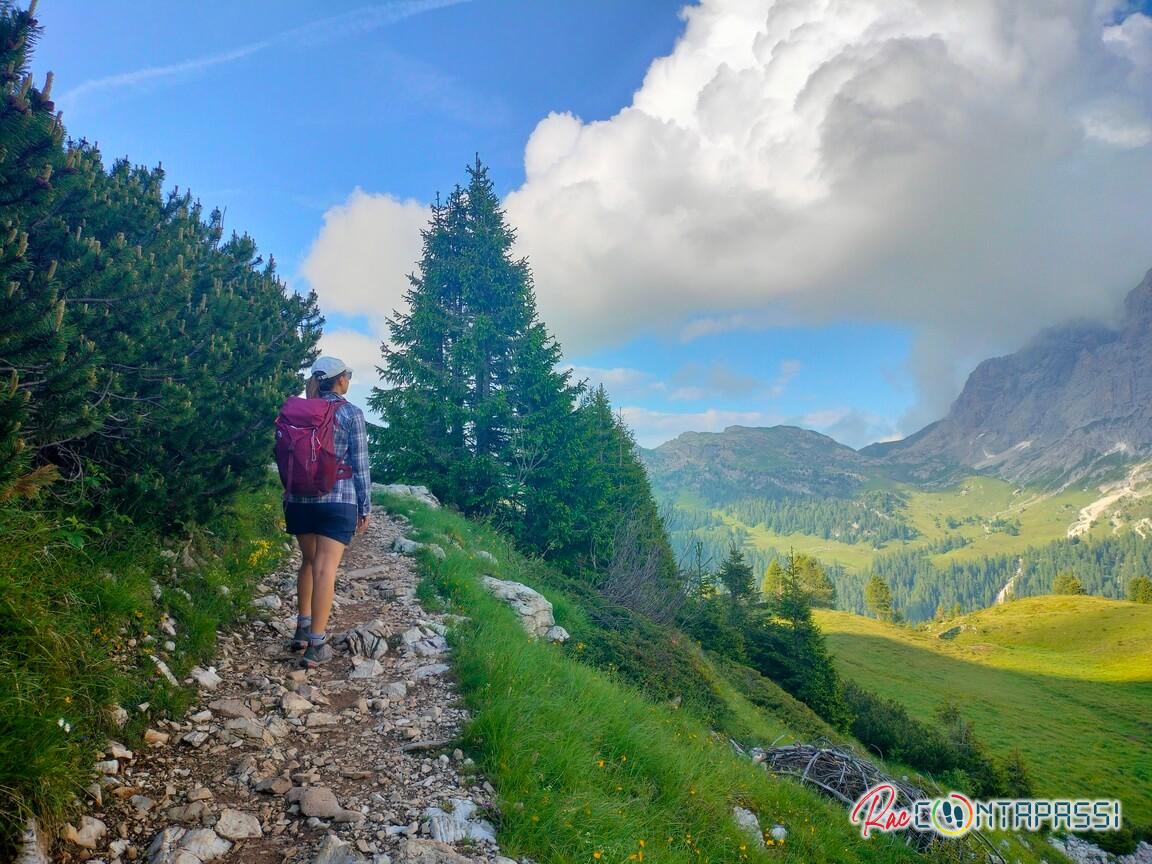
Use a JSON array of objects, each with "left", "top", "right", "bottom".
[
  {"left": 412, "top": 663, "right": 450, "bottom": 680},
  {"left": 476, "top": 551, "right": 497, "bottom": 565},
  {"left": 281, "top": 692, "right": 314, "bottom": 716},
  {"left": 335, "top": 620, "right": 390, "bottom": 659},
  {"left": 545, "top": 625, "right": 570, "bottom": 643},
  {"left": 381, "top": 682, "right": 408, "bottom": 699},
  {"left": 427, "top": 544, "right": 446, "bottom": 560},
  {"left": 254, "top": 594, "right": 282, "bottom": 609},
  {"left": 306, "top": 712, "right": 339, "bottom": 728},
  {"left": 144, "top": 728, "right": 170, "bottom": 746},
  {"left": 14, "top": 818, "right": 49, "bottom": 864},
  {"left": 312, "top": 834, "right": 367, "bottom": 864},
  {"left": 94, "top": 759, "right": 119, "bottom": 775},
  {"left": 733, "top": 807, "right": 765, "bottom": 847},
  {"left": 225, "top": 718, "right": 273, "bottom": 744},
  {"left": 349, "top": 658, "right": 385, "bottom": 679},
  {"left": 371, "top": 484, "right": 441, "bottom": 508},
  {"left": 189, "top": 666, "right": 222, "bottom": 689},
  {"left": 65, "top": 816, "right": 106, "bottom": 849},
  {"left": 106, "top": 704, "right": 129, "bottom": 728},
  {"left": 481, "top": 576, "right": 555, "bottom": 638},
  {"left": 147, "top": 826, "right": 232, "bottom": 864},
  {"left": 392, "top": 537, "right": 424, "bottom": 556},
  {"left": 215, "top": 809, "right": 262, "bottom": 840},
  {"left": 150, "top": 655, "right": 179, "bottom": 686}
]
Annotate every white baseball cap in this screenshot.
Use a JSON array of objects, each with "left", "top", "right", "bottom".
[{"left": 310, "top": 356, "right": 352, "bottom": 379}]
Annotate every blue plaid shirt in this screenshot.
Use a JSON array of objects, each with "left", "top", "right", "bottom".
[{"left": 283, "top": 393, "right": 372, "bottom": 516}]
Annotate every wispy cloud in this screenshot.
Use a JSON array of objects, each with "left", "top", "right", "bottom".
[{"left": 60, "top": 0, "right": 468, "bottom": 111}]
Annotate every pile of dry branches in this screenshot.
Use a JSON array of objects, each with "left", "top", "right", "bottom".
[{"left": 734, "top": 739, "right": 1004, "bottom": 862}]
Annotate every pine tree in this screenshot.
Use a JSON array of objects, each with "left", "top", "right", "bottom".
[
  {"left": 372, "top": 158, "right": 581, "bottom": 517},
  {"left": 1052, "top": 572, "right": 1085, "bottom": 595},
  {"left": 763, "top": 552, "right": 835, "bottom": 607},
  {"left": 865, "top": 574, "right": 896, "bottom": 621},
  {"left": 1128, "top": 576, "right": 1152, "bottom": 604},
  {"left": 718, "top": 545, "right": 755, "bottom": 600}
]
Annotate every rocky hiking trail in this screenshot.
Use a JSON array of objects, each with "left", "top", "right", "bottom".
[{"left": 56, "top": 512, "right": 517, "bottom": 864}]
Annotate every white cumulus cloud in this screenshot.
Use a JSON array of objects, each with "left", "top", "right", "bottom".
[
  {"left": 301, "top": 0, "right": 1152, "bottom": 429},
  {"left": 502, "top": 0, "right": 1152, "bottom": 419}
]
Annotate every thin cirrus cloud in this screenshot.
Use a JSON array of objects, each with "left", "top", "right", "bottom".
[{"left": 58, "top": 0, "right": 469, "bottom": 112}]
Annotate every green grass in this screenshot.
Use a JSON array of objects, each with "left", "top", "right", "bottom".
[
  {"left": 694, "top": 476, "right": 1107, "bottom": 577},
  {"left": 815, "top": 598, "right": 1152, "bottom": 829},
  {"left": 380, "top": 494, "right": 1067, "bottom": 864},
  {"left": 0, "top": 482, "right": 289, "bottom": 855}
]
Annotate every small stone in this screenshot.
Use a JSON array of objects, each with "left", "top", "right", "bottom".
[
  {"left": 255, "top": 777, "right": 292, "bottom": 795},
  {"left": 94, "top": 759, "right": 119, "bottom": 775},
  {"left": 381, "top": 682, "right": 407, "bottom": 699},
  {"left": 187, "top": 787, "right": 214, "bottom": 802},
  {"left": 281, "top": 692, "right": 314, "bottom": 716},
  {"left": 65, "top": 816, "right": 106, "bottom": 849},
  {"left": 348, "top": 659, "right": 384, "bottom": 680},
  {"left": 129, "top": 795, "right": 155, "bottom": 813},
  {"left": 215, "top": 808, "right": 263, "bottom": 840},
  {"left": 305, "top": 712, "right": 339, "bottom": 728},
  {"left": 545, "top": 625, "right": 570, "bottom": 643},
  {"left": 733, "top": 807, "right": 765, "bottom": 848},
  {"left": 156, "top": 826, "right": 231, "bottom": 863},
  {"left": 143, "top": 729, "right": 169, "bottom": 747},
  {"left": 106, "top": 704, "right": 130, "bottom": 728},
  {"left": 289, "top": 786, "right": 343, "bottom": 819},
  {"left": 164, "top": 640, "right": 176, "bottom": 652},
  {"left": 108, "top": 742, "right": 133, "bottom": 760},
  {"left": 226, "top": 717, "right": 274, "bottom": 744},
  {"left": 254, "top": 594, "right": 282, "bottom": 610},
  {"left": 86, "top": 783, "right": 103, "bottom": 806},
  {"left": 181, "top": 730, "right": 210, "bottom": 747},
  {"left": 190, "top": 709, "right": 213, "bottom": 723},
  {"left": 287, "top": 670, "right": 308, "bottom": 683},
  {"left": 312, "top": 834, "right": 367, "bottom": 864},
  {"left": 476, "top": 551, "right": 497, "bottom": 565},
  {"left": 150, "top": 655, "right": 179, "bottom": 686},
  {"left": 412, "top": 664, "right": 449, "bottom": 680},
  {"left": 397, "top": 839, "right": 472, "bottom": 864},
  {"left": 190, "top": 666, "right": 223, "bottom": 690},
  {"left": 208, "top": 698, "right": 257, "bottom": 720},
  {"left": 335, "top": 810, "right": 367, "bottom": 824}
]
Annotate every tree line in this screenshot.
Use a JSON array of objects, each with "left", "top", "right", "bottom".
[
  {"left": 1, "top": 3, "right": 319, "bottom": 526},
  {"left": 722, "top": 490, "right": 919, "bottom": 546}
]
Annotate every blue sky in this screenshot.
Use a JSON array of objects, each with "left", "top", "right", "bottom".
[{"left": 36, "top": 1, "right": 1152, "bottom": 448}]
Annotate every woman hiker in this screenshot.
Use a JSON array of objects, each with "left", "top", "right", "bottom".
[{"left": 283, "top": 356, "right": 371, "bottom": 668}]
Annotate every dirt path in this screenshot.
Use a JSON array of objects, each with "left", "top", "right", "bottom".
[{"left": 60, "top": 512, "right": 510, "bottom": 864}]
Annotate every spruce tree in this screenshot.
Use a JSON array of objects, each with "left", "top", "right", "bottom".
[
  {"left": 1128, "top": 575, "right": 1152, "bottom": 604},
  {"left": 865, "top": 574, "right": 895, "bottom": 621},
  {"left": 372, "top": 158, "right": 581, "bottom": 519}
]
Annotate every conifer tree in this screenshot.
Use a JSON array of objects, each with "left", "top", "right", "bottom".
[
  {"left": 1128, "top": 575, "right": 1152, "bottom": 604},
  {"left": 1052, "top": 571, "right": 1085, "bottom": 595},
  {"left": 865, "top": 574, "right": 896, "bottom": 621},
  {"left": 372, "top": 158, "right": 580, "bottom": 518}
]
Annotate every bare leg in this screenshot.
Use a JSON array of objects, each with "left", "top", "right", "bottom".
[
  {"left": 296, "top": 534, "right": 317, "bottom": 617},
  {"left": 308, "top": 534, "right": 347, "bottom": 638}
]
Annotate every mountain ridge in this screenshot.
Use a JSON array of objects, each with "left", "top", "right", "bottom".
[{"left": 645, "top": 267, "right": 1152, "bottom": 494}]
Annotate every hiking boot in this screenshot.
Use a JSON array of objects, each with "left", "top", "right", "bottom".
[
  {"left": 289, "top": 625, "right": 310, "bottom": 652},
  {"left": 300, "top": 642, "right": 333, "bottom": 668}
]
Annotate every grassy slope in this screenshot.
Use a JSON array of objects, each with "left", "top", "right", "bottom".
[
  {"left": 0, "top": 483, "right": 289, "bottom": 854},
  {"left": 703, "top": 476, "right": 1106, "bottom": 575},
  {"left": 381, "top": 493, "right": 1065, "bottom": 864},
  {"left": 816, "top": 597, "right": 1152, "bottom": 827}
]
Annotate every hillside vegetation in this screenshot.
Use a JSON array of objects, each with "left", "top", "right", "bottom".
[
  {"left": 379, "top": 492, "right": 1063, "bottom": 864},
  {"left": 816, "top": 597, "right": 1152, "bottom": 828}
]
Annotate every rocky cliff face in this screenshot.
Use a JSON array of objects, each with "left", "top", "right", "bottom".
[{"left": 866, "top": 269, "right": 1152, "bottom": 486}]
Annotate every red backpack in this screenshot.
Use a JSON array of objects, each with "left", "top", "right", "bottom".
[{"left": 274, "top": 396, "right": 353, "bottom": 496}]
